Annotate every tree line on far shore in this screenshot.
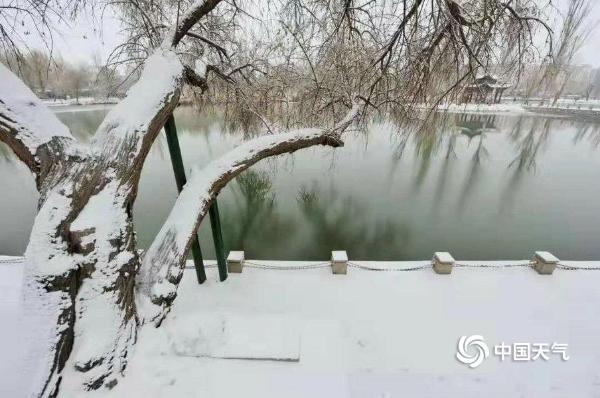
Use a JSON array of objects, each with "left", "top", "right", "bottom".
[{"left": 2, "top": 51, "right": 133, "bottom": 103}]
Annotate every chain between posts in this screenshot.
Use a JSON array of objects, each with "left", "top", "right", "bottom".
[
  {"left": 453, "top": 261, "right": 535, "bottom": 268},
  {"left": 556, "top": 263, "right": 600, "bottom": 271},
  {"left": 3, "top": 257, "right": 600, "bottom": 271},
  {"left": 347, "top": 261, "right": 432, "bottom": 271},
  {"left": 237, "top": 260, "right": 600, "bottom": 272},
  {"left": 243, "top": 260, "right": 331, "bottom": 270}
]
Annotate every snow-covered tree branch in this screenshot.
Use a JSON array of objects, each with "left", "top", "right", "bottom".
[
  {"left": 0, "top": 62, "right": 79, "bottom": 181},
  {"left": 91, "top": 48, "right": 185, "bottom": 174},
  {"left": 138, "top": 101, "right": 361, "bottom": 323}
]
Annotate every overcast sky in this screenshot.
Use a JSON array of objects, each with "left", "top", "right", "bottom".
[
  {"left": 20, "top": 0, "right": 600, "bottom": 67},
  {"left": 41, "top": 11, "right": 123, "bottom": 65}
]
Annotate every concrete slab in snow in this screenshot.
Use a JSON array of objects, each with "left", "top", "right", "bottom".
[{"left": 167, "top": 313, "right": 300, "bottom": 361}]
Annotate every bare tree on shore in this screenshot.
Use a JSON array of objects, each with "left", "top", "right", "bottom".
[
  {"left": 537, "top": 0, "right": 594, "bottom": 103},
  {"left": 104, "top": 0, "right": 556, "bottom": 126},
  {"left": 3, "top": 51, "right": 125, "bottom": 101}
]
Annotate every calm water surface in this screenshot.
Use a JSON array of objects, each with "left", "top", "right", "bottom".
[{"left": 1, "top": 105, "right": 600, "bottom": 260}]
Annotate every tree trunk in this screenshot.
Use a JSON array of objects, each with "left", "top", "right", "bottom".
[{"left": 23, "top": 173, "right": 140, "bottom": 397}]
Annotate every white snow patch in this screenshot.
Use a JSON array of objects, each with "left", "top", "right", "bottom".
[
  {"left": 420, "top": 103, "right": 527, "bottom": 114},
  {"left": 43, "top": 98, "right": 120, "bottom": 108},
  {"left": 5, "top": 258, "right": 600, "bottom": 397},
  {"left": 166, "top": 313, "right": 300, "bottom": 361},
  {"left": 332, "top": 251, "right": 348, "bottom": 262},
  {"left": 434, "top": 251, "right": 455, "bottom": 263},
  {"left": 0, "top": 261, "right": 25, "bottom": 397},
  {"left": 11, "top": 261, "right": 74, "bottom": 397},
  {"left": 92, "top": 48, "right": 183, "bottom": 154},
  {"left": 227, "top": 251, "right": 244, "bottom": 262},
  {"left": 194, "top": 58, "right": 207, "bottom": 77},
  {"left": 535, "top": 251, "right": 560, "bottom": 263},
  {"left": 121, "top": 263, "right": 600, "bottom": 397},
  {"left": 25, "top": 187, "right": 79, "bottom": 277},
  {"left": 0, "top": 62, "right": 72, "bottom": 152}
]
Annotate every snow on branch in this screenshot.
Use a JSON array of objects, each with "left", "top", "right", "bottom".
[
  {"left": 170, "top": 0, "right": 224, "bottom": 47},
  {"left": 91, "top": 0, "right": 223, "bottom": 173},
  {"left": 137, "top": 101, "right": 361, "bottom": 323},
  {"left": 91, "top": 48, "right": 184, "bottom": 169},
  {"left": 0, "top": 62, "right": 76, "bottom": 173}
]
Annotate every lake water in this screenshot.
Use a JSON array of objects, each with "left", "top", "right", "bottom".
[{"left": 1, "top": 105, "right": 600, "bottom": 260}]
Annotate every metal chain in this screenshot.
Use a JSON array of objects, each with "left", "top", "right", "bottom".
[
  {"left": 454, "top": 261, "right": 534, "bottom": 268},
  {"left": 556, "top": 263, "right": 600, "bottom": 271},
  {"left": 184, "top": 264, "right": 218, "bottom": 269},
  {"left": 5, "top": 257, "right": 600, "bottom": 272},
  {"left": 243, "top": 260, "right": 331, "bottom": 270},
  {"left": 348, "top": 261, "right": 432, "bottom": 271}
]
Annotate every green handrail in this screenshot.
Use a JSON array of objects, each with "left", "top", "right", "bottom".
[
  {"left": 209, "top": 200, "right": 228, "bottom": 281},
  {"left": 164, "top": 114, "right": 207, "bottom": 284}
]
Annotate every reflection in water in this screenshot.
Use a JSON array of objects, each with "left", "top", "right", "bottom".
[
  {"left": 221, "top": 170, "right": 295, "bottom": 257},
  {"left": 296, "top": 185, "right": 411, "bottom": 259},
  {"left": 431, "top": 134, "right": 456, "bottom": 218},
  {"left": 573, "top": 122, "right": 600, "bottom": 148},
  {"left": 54, "top": 106, "right": 112, "bottom": 141},
  {"left": 1, "top": 106, "right": 600, "bottom": 260},
  {"left": 508, "top": 117, "right": 551, "bottom": 171},
  {"left": 457, "top": 133, "right": 488, "bottom": 214},
  {"left": 498, "top": 118, "right": 550, "bottom": 213},
  {"left": 456, "top": 114, "right": 498, "bottom": 138}
]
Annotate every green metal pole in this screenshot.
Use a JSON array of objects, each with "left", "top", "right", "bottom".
[
  {"left": 209, "top": 200, "right": 228, "bottom": 281},
  {"left": 164, "top": 115, "right": 207, "bottom": 284}
]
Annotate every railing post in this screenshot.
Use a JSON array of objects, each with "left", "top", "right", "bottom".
[
  {"left": 227, "top": 250, "right": 245, "bottom": 273},
  {"left": 164, "top": 115, "right": 207, "bottom": 284},
  {"left": 331, "top": 251, "right": 348, "bottom": 274},
  {"left": 532, "top": 251, "right": 558, "bottom": 275},
  {"left": 209, "top": 200, "right": 228, "bottom": 281},
  {"left": 433, "top": 252, "right": 455, "bottom": 274}
]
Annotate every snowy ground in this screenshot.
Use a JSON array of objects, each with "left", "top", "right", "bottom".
[
  {"left": 421, "top": 102, "right": 600, "bottom": 117},
  {"left": 41, "top": 97, "right": 120, "bottom": 107},
  {"left": 2, "top": 257, "right": 600, "bottom": 397},
  {"left": 434, "top": 103, "right": 527, "bottom": 114}
]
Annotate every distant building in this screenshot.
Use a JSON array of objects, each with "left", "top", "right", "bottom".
[{"left": 462, "top": 75, "right": 511, "bottom": 104}]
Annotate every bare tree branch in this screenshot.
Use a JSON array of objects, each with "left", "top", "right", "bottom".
[
  {"left": 170, "top": 0, "right": 224, "bottom": 47},
  {"left": 185, "top": 31, "right": 230, "bottom": 60}
]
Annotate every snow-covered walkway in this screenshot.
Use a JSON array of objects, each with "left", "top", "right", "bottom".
[{"left": 2, "top": 257, "right": 600, "bottom": 397}]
